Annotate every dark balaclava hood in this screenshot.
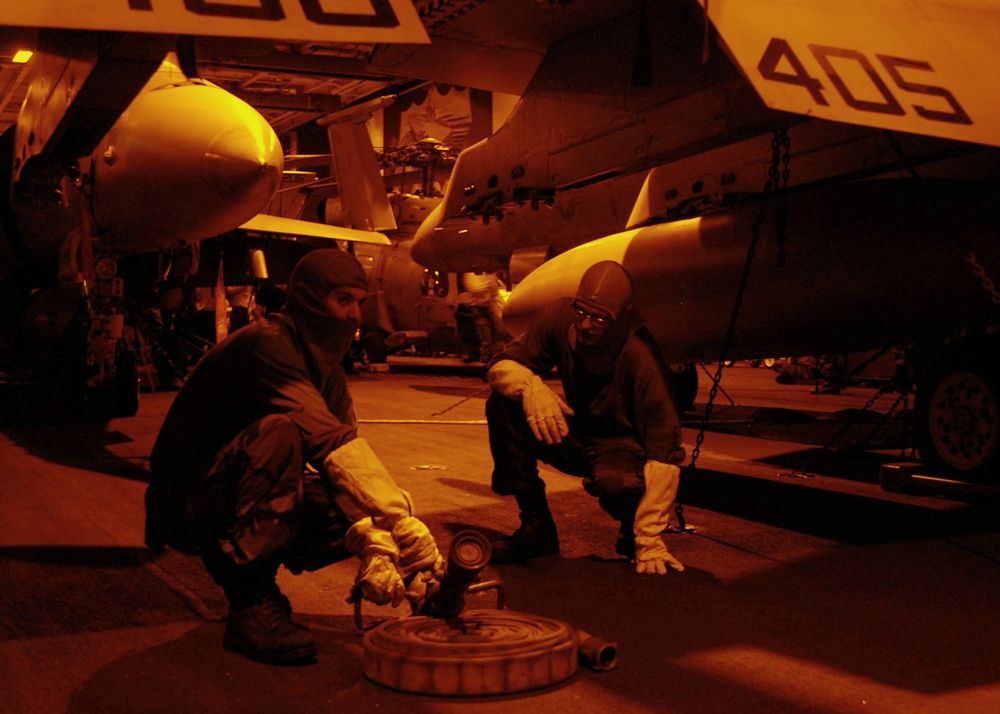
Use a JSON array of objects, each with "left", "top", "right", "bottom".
[
  {"left": 284, "top": 248, "right": 368, "bottom": 365},
  {"left": 572, "top": 260, "right": 641, "bottom": 373}
]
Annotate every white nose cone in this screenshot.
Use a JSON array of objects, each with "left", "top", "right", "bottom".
[
  {"left": 92, "top": 75, "right": 283, "bottom": 252},
  {"left": 204, "top": 123, "right": 282, "bottom": 201}
]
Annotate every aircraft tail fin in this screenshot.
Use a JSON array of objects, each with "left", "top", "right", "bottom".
[{"left": 320, "top": 103, "right": 397, "bottom": 234}]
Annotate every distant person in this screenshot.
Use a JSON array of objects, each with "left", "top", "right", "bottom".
[
  {"left": 457, "top": 272, "right": 510, "bottom": 363},
  {"left": 253, "top": 281, "right": 287, "bottom": 320},
  {"left": 226, "top": 285, "right": 254, "bottom": 331},
  {"left": 484, "top": 261, "right": 686, "bottom": 574},
  {"left": 773, "top": 354, "right": 846, "bottom": 393},
  {"left": 145, "top": 249, "right": 443, "bottom": 664}
]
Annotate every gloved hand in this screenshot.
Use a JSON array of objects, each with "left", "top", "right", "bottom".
[
  {"left": 404, "top": 558, "right": 446, "bottom": 614},
  {"left": 344, "top": 518, "right": 406, "bottom": 606},
  {"left": 323, "top": 437, "right": 414, "bottom": 528},
  {"left": 348, "top": 554, "right": 407, "bottom": 606},
  {"left": 634, "top": 535, "right": 684, "bottom": 575},
  {"left": 523, "top": 378, "right": 573, "bottom": 445},
  {"left": 489, "top": 359, "right": 573, "bottom": 444},
  {"left": 392, "top": 516, "right": 444, "bottom": 579},
  {"left": 633, "top": 461, "right": 684, "bottom": 575}
]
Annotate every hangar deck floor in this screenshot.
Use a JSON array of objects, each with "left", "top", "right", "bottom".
[{"left": 2, "top": 364, "right": 999, "bottom": 713}]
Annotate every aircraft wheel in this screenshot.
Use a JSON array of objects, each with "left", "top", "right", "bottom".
[
  {"left": 360, "top": 330, "right": 387, "bottom": 364},
  {"left": 673, "top": 364, "right": 698, "bottom": 413},
  {"left": 915, "top": 341, "right": 1000, "bottom": 483},
  {"left": 112, "top": 350, "right": 140, "bottom": 418}
]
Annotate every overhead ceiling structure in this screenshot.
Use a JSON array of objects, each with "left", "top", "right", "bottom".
[
  {"left": 0, "top": 0, "right": 641, "bottom": 149},
  {"left": 0, "top": 26, "right": 33, "bottom": 135}
]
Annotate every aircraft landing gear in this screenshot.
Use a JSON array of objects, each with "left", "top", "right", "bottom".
[
  {"left": 914, "top": 336, "right": 1000, "bottom": 484},
  {"left": 672, "top": 364, "right": 698, "bottom": 414},
  {"left": 359, "top": 329, "right": 388, "bottom": 364}
]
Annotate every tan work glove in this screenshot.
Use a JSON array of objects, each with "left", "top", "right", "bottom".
[
  {"left": 634, "top": 461, "right": 685, "bottom": 575},
  {"left": 392, "top": 516, "right": 444, "bottom": 579},
  {"left": 350, "top": 555, "right": 407, "bottom": 607},
  {"left": 489, "top": 359, "right": 573, "bottom": 444},
  {"left": 344, "top": 518, "right": 406, "bottom": 607},
  {"left": 404, "top": 555, "right": 446, "bottom": 615},
  {"left": 323, "top": 437, "right": 414, "bottom": 529},
  {"left": 391, "top": 516, "right": 445, "bottom": 613}
]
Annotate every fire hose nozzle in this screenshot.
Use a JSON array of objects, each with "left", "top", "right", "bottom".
[
  {"left": 419, "top": 529, "right": 493, "bottom": 618},
  {"left": 575, "top": 629, "right": 619, "bottom": 671}
]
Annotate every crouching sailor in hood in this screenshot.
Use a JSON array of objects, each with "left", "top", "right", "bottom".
[
  {"left": 145, "top": 248, "right": 443, "bottom": 664},
  {"left": 485, "top": 261, "right": 686, "bottom": 574}
]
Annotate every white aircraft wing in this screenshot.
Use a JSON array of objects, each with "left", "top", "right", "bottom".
[
  {"left": 704, "top": 0, "right": 1000, "bottom": 147},
  {"left": 240, "top": 214, "right": 390, "bottom": 245},
  {"left": 0, "top": 0, "right": 428, "bottom": 44}
]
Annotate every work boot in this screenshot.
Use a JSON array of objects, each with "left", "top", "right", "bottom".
[
  {"left": 490, "top": 493, "right": 560, "bottom": 564},
  {"left": 614, "top": 529, "right": 636, "bottom": 560},
  {"left": 490, "top": 517, "right": 559, "bottom": 563},
  {"left": 601, "top": 496, "right": 638, "bottom": 561},
  {"left": 223, "top": 596, "right": 317, "bottom": 665},
  {"left": 264, "top": 581, "right": 294, "bottom": 619}
]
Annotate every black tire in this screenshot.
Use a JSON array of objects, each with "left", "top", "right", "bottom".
[
  {"left": 360, "top": 330, "right": 388, "bottom": 364},
  {"left": 673, "top": 363, "right": 698, "bottom": 413},
  {"left": 59, "top": 305, "right": 91, "bottom": 418},
  {"left": 112, "top": 350, "right": 140, "bottom": 418},
  {"left": 914, "top": 339, "right": 1000, "bottom": 483}
]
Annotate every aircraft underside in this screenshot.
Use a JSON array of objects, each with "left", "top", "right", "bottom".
[{"left": 502, "top": 173, "right": 1000, "bottom": 482}]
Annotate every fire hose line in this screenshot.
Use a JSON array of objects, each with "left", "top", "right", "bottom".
[
  {"left": 364, "top": 610, "right": 579, "bottom": 696},
  {"left": 358, "top": 530, "right": 619, "bottom": 696},
  {"left": 357, "top": 419, "right": 487, "bottom": 424}
]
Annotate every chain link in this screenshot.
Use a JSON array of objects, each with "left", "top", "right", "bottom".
[
  {"left": 428, "top": 385, "right": 492, "bottom": 418},
  {"left": 687, "top": 129, "right": 789, "bottom": 471},
  {"left": 965, "top": 251, "right": 1000, "bottom": 305},
  {"left": 780, "top": 381, "right": 912, "bottom": 479},
  {"left": 677, "top": 128, "right": 790, "bottom": 531},
  {"left": 775, "top": 131, "right": 791, "bottom": 267}
]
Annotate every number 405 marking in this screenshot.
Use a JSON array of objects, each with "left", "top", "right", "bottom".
[{"left": 757, "top": 38, "right": 972, "bottom": 126}]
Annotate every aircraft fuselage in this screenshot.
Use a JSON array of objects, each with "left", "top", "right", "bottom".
[{"left": 504, "top": 178, "right": 1000, "bottom": 364}]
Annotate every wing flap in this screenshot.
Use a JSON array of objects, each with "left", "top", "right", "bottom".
[{"left": 240, "top": 214, "right": 390, "bottom": 245}]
